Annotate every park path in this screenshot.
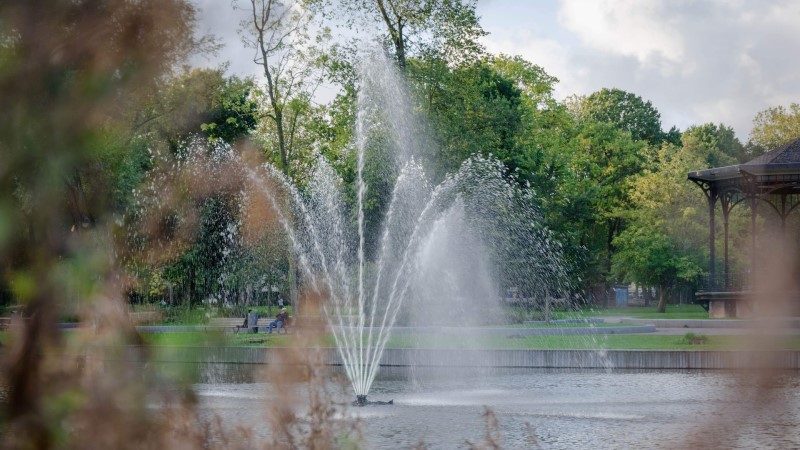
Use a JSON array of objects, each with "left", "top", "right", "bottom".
[{"left": 602, "top": 316, "right": 800, "bottom": 336}]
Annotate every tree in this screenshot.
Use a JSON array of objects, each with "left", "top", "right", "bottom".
[
  {"left": 612, "top": 143, "right": 711, "bottom": 312},
  {"left": 313, "top": 0, "right": 485, "bottom": 69},
  {"left": 562, "top": 121, "right": 651, "bottom": 283},
  {"left": 409, "top": 58, "right": 526, "bottom": 178},
  {"left": 682, "top": 123, "right": 745, "bottom": 164},
  {"left": 199, "top": 73, "right": 261, "bottom": 144},
  {"left": 490, "top": 54, "right": 572, "bottom": 195},
  {"left": 612, "top": 224, "right": 701, "bottom": 313},
  {"left": 0, "top": 0, "right": 215, "bottom": 444},
  {"left": 237, "top": 0, "right": 320, "bottom": 178},
  {"left": 579, "top": 88, "right": 669, "bottom": 146},
  {"left": 1, "top": 0, "right": 215, "bottom": 236},
  {"left": 750, "top": 103, "right": 800, "bottom": 150},
  {"left": 133, "top": 68, "right": 259, "bottom": 147},
  {"left": 255, "top": 94, "right": 328, "bottom": 185}
]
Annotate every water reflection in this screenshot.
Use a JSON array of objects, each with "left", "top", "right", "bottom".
[{"left": 181, "top": 364, "right": 800, "bottom": 449}]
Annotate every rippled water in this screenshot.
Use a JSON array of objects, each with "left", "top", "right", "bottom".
[{"left": 191, "top": 366, "right": 800, "bottom": 449}]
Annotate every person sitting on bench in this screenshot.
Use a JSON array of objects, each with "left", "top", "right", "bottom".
[
  {"left": 236, "top": 310, "right": 259, "bottom": 333},
  {"left": 267, "top": 307, "right": 289, "bottom": 334}
]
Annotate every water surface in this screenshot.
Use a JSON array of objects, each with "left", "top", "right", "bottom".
[{"left": 192, "top": 366, "right": 800, "bottom": 449}]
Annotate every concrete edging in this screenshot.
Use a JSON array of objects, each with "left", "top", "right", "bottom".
[
  {"left": 138, "top": 346, "right": 800, "bottom": 369},
  {"left": 620, "top": 318, "right": 800, "bottom": 329}
]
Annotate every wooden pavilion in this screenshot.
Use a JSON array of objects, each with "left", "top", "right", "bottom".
[{"left": 688, "top": 137, "right": 800, "bottom": 317}]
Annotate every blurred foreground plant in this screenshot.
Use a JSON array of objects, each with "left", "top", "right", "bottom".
[{"left": 0, "top": 1, "right": 357, "bottom": 448}]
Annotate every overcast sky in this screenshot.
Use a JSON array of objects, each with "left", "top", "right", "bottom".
[{"left": 191, "top": 0, "right": 800, "bottom": 140}]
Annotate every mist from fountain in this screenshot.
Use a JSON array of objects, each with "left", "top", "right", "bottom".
[
  {"left": 134, "top": 50, "right": 572, "bottom": 401},
  {"left": 251, "top": 50, "right": 573, "bottom": 401}
]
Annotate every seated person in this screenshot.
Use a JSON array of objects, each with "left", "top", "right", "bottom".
[
  {"left": 267, "top": 307, "right": 289, "bottom": 334},
  {"left": 236, "top": 309, "right": 258, "bottom": 333}
]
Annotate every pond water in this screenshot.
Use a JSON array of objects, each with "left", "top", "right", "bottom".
[{"left": 191, "top": 366, "right": 800, "bottom": 449}]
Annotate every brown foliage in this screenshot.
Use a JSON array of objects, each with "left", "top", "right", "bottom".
[{"left": 0, "top": 1, "right": 359, "bottom": 449}]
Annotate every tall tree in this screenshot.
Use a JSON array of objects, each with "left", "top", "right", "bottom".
[
  {"left": 125, "top": 69, "right": 261, "bottom": 307},
  {"left": 612, "top": 143, "right": 708, "bottom": 312},
  {"left": 313, "top": 0, "right": 485, "bottom": 69},
  {"left": 490, "top": 54, "right": 571, "bottom": 195},
  {"left": 560, "top": 121, "right": 651, "bottom": 285},
  {"left": 237, "top": 0, "right": 320, "bottom": 178},
  {"left": 415, "top": 58, "right": 523, "bottom": 177},
  {"left": 750, "top": 103, "right": 800, "bottom": 150},
  {"left": 578, "top": 88, "right": 669, "bottom": 146},
  {"left": 682, "top": 123, "right": 746, "bottom": 164}
]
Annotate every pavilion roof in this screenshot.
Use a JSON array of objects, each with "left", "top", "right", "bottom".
[{"left": 688, "top": 137, "right": 800, "bottom": 183}]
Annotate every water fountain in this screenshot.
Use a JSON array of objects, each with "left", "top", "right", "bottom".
[
  {"left": 132, "top": 50, "right": 571, "bottom": 405},
  {"left": 250, "top": 50, "right": 571, "bottom": 405}
]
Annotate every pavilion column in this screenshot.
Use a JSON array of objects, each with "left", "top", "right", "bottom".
[
  {"left": 722, "top": 200, "right": 730, "bottom": 288},
  {"left": 708, "top": 189, "right": 718, "bottom": 283},
  {"left": 780, "top": 194, "right": 788, "bottom": 238}
]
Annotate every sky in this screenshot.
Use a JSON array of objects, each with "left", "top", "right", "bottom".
[{"left": 191, "top": 0, "right": 800, "bottom": 140}]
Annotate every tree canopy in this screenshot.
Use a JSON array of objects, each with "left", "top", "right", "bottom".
[
  {"left": 750, "top": 102, "right": 800, "bottom": 150},
  {"left": 578, "top": 88, "right": 673, "bottom": 146},
  {"left": 2, "top": 0, "right": 794, "bottom": 315}
]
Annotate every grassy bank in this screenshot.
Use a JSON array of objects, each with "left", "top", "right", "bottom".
[{"left": 554, "top": 304, "right": 708, "bottom": 320}]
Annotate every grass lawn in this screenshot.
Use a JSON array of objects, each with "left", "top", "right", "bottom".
[{"left": 554, "top": 304, "right": 709, "bottom": 320}]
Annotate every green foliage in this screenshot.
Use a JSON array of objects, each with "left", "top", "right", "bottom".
[
  {"left": 412, "top": 58, "right": 524, "bottom": 178},
  {"left": 580, "top": 88, "right": 668, "bottom": 146},
  {"left": 313, "top": 0, "right": 486, "bottom": 69},
  {"left": 255, "top": 93, "right": 327, "bottom": 185},
  {"left": 135, "top": 68, "right": 259, "bottom": 147},
  {"left": 489, "top": 54, "right": 570, "bottom": 193},
  {"left": 683, "top": 123, "right": 746, "bottom": 164},
  {"left": 750, "top": 102, "right": 800, "bottom": 150},
  {"left": 612, "top": 224, "right": 702, "bottom": 291},
  {"left": 554, "top": 121, "right": 651, "bottom": 283},
  {"left": 610, "top": 141, "right": 712, "bottom": 310},
  {"left": 199, "top": 74, "right": 260, "bottom": 143}
]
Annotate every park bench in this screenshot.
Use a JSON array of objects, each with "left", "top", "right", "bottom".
[
  {"left": 209, "top": 315, "right": 293, "bottom": 334},
  {"left": 209, "top": 317, "right": 246, "bottom": 332}
]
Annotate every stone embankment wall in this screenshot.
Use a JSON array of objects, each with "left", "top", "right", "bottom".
[{"left": 138, "top": 347, "right": 800, "bottom": 369}]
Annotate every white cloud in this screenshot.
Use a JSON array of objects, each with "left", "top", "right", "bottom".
[
  {"left": 189, "top": 0, "right": 263, "bottom": 80},
  {"left": 557, "top": 0, "right": 686, "bottom": 74}
]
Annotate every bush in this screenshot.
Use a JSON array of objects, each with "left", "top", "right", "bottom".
[
  {"left": 679, "top": 332, "right": 708, "bottom": 345},
  {"left": 157, "top": 305, "right": 210, "bottom": 325}
]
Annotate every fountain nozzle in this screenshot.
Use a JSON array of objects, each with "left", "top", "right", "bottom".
[{"left": 352, "top": 395, "right": 393, "bottom": 407}]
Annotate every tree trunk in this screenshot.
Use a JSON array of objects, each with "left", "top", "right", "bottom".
[
  {"left": 656, "top": 286, "right": 667, "bottom": 313},
  {"left": 375, "top": 0, "right": 405, "bottom": 70}
]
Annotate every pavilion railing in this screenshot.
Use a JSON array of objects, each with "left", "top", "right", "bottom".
[{"left": 697, "top": 272, "right": 751, "bottom": 292}]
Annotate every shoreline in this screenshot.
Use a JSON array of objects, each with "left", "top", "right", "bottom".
[{"left": 132, "top": 346, "right": 800, "bottom": 370}]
